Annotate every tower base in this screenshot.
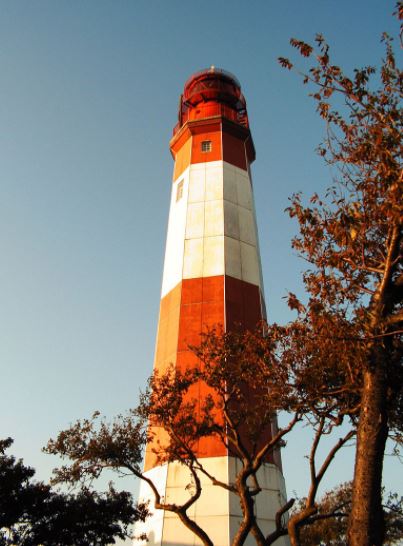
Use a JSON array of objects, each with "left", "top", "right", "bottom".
[{"left": 134, "top": 457, "right": 291, "bottom": 545}]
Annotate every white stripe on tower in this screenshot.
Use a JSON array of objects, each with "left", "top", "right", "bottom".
[{"left": 162, "top": 160, "right": 264, "bottom": 298}]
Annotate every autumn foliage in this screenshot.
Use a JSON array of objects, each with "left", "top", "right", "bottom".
[
  {"left": 279, "top": 28, "right": 402, "bottom": 546},
  {"left": 46, "top": 320, "right": 360, "bottom": 546}
]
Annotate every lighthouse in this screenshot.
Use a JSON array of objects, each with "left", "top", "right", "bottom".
[{"left": 136, "top": 68, "right": 290, "bottom": 545}]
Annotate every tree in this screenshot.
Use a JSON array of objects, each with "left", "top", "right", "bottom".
[
  {"left": 46, "top": 324, "right": 357, "bottom": 546},
  {"left": 0, "top": 438, "right": 147, "bottom": 546},
  {"left": 294, "top": 482, "right": 403, "bottom": 546},
  {"left": 279, "top": 23, "right": 402, "bottom": 546}
]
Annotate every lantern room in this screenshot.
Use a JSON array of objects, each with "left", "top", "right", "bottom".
[{"left": 174, "top": 66, "right": 250, "bottom": 134}]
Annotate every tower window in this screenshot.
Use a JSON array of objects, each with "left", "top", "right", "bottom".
[
  {"left": 201, "top": 140, "right": 212, "bottom": 153},
  {"left": 176, "top": 179, "right": 184, "bottom": 202}
]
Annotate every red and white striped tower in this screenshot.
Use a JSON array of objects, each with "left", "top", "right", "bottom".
[{"left": 136, "top": 68, "right": 289, "bottom": 546}]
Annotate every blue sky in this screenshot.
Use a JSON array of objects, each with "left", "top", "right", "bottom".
[{"left": 0, "top": 0, "right": 400, "bottom": 506}]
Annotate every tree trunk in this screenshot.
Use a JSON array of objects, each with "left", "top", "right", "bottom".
[
  {"left": 288, "top": 518, "right": 301, "bottom": 546},
  {"left": 347, "top": 350, "right": 389, "bottom": 546},
  {"left": 232, "top": 471, "right": 259, "bottom": 546},
  {"left": 177, "top": 510, "right": 214, "bottom": 546},
  {"left": 348, "top": 222, "right": 400, "bottom": 545}
]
